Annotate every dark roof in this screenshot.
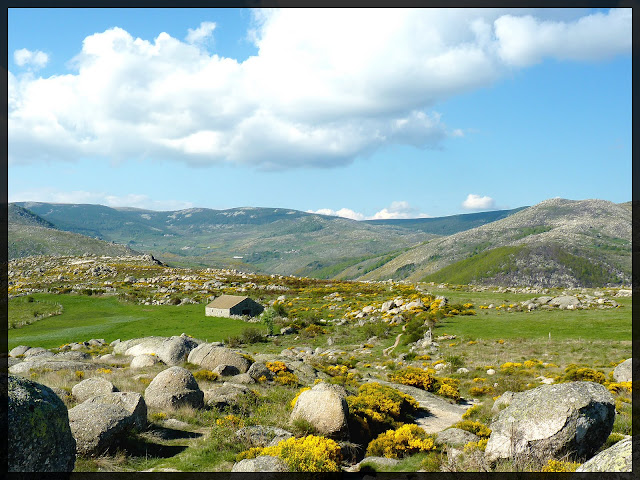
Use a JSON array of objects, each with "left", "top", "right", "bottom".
[{"left": 206, "top": 295, "right": 250, "bottom": 309}]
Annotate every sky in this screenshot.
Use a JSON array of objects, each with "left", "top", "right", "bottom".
[{"left": 8, "top": 8, "right": 632, "bottom": 219}]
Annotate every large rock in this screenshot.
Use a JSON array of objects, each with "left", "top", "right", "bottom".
[
  {"left": 485, "top": 382, "right": 615, "bottom": 463},
  {"left": 9, "top": 345, "right": 31, "bottom": 357},
  {"left": 613, "top": 358, "right": 632, "bottom": 383},
  {"left": 247, "top": 362, "right": 274, "bottom": 381},
  {"left": 82, "top": 392, "right": 148, "bottom": 430},
  {"left": 130, "top": 354, "right": 161, "bottom": 369},
  {"left": 187, "top": 344, "right": 251, "bottom": 373},
  {"left": 8, "top": 374, "right": 76, "bottom": 472},
  {"left": 72, "top": 377, "right": 118, "bottom": 403},
  {"left": 144, "top": 366, "right": 204, "bottom": 410},
  {"left": 204, "top": 383, "right": 255, "bottom": 409},
  {"left": 576, "top": 437, "right": 633, "bottom": 472},
  {"left": 289, "top": 382, "right": 349, "bottom": 439},
  {"left": 436, "top": 428, "right": 480, "bottom": 448},
  {"left": 68, "top": 403, "right": 136, "bottom": 456},
  {"left": 548, "top": 296, "right": 581, "bottom": 309},
  {"left": 232, "top": 456, "right": 289, "bottom": 472},
  {"left": 123, "top": 335, "right": 200, "bottom": 366}
]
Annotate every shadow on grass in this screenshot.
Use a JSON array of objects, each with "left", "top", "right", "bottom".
[{"left": 118, "top": 427, "right": 203, "bottom": 459}]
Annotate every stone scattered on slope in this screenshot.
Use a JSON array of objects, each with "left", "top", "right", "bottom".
[
  {"left": 82, "top": 392, "right": 147, "bottom": 430},
  {"left": 485, "top": 382, "right": 615, "bottom": 464},
  {"left": 236, "top": 425, "right": 294, "bottom": 448},
  {"left": 187, "top": 344, "right": 252, "bottom": 373},
  {"left": 613, "top": 358, "right": 632, "bottom": 383},
  {"left": 576, "top": 437, "right": 633, "bottom": 472},
  {"left": 68, "top": 402, "right": 136, "bottom": 456},
  {"left": 247, "top": 362, "right": 274, "bottom": 381},
  {"left": 9, "top": 345, "right": 30, "bottom": 357},
  {"left": 8, "top": 374, "right": 76, "bottom": 472},
  {"left": 289, "top": 382, "right": 349, "bottom": 439},
  {"left": 22, "top": 347, "right": 53, "bottom": 358},
  {"left": 346, "top": 456, "right": 400, "bottom": 472},
  {"left": 144, "top": 366, "right": 204, "bottom": 410},
  {"left": 9, "top": 358, "right": 101, "bottom": 375},
  {"left": 72, "top": 377, "right": 119, "bottom": 403},
  {"left": 232, "top": 456, "right": 289, "bottom": 473}
]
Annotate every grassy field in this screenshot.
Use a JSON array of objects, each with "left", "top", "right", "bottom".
[{"left": 8, "top": 294, "right": 266, "bottom": 350}]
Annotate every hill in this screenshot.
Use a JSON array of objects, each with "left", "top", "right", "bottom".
[
  {"left": 364, "top": 207, "right": 527, "bottom": 235},
  {"left": 13, "top": 202, "right": 434, "bottom": 275},
  {"left": 359, "top": 198, "right": 631, "bottom": 288}
]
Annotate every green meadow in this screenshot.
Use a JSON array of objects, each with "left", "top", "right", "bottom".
[{"left": 8, "top": 293, "right": 266, "bottom": 350}]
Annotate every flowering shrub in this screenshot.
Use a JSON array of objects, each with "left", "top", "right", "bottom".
[
  {"left": 327, "top": 365, "right": 349, "bottom": 377},
  {"left": 237, "top": 435, "right": 342, "bottom": 472},
  {"left": 266, "top": 361, "right": 289, "bottom": 374},
  {"left": 499, "top": 362, "right": 522, "bottom": 373},
  {"left": 96, "top": 368, "right": 112, "bottom": 374},
  {"left": 606, "top": 381, "right": 632, "bottom": 394},
  {"left": 450, "top": 420, "right": 491, "bottom": 438},
  {"left": 562, "top": 365, "right": 606, "bottom": 384},
  {"left": 274, "top": 371, "right": 299, "bottom": 386},
  {"left": 365, "top": 424, "right": 436, "bottom": 458},
  {"left": 74, "top": 370, "right": 84, "bottom": 380},
  {"left": 472, "top": 377, "right": 487, "bottom": 383},
  {"left": 541, "top": 459, "right": 580, "bottom": 472},
  {"left": 347, "top": 382, "right": 419, "bottom": 437},
  {"left": 437, "top": 383, "right": 460, "bottom": 401},
  {"left": 216, "top": 414, "right": 244, "bottom": 429},
  {"left": 462, "top": 404, "right": 480, "bottom": 420},
  {"left": 193, "top": 369, "right": 218, "bottom": 382},
  {"left": 469, "top": 385, "right": 495, "bottom": 396},
  {"left": 523, "top": 359, "right": 542, "bottom": 369},
  {"left": 463, "top": 438, "right": 488, "bottom": 452},
  {"left": 389, "top": 367, "right": 434, "bottom": 391}
]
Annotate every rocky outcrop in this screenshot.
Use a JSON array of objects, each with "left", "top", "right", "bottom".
[
  {"left": 289, "top": 382, "right": 349, "bottom": 439},
  {"left": 82, "top": 392, "right": 147, "bottom": 430},
  {"left": 485, "top": 382, "right": 615, "bottom": 464},
  {"left": 613, "top": 358, "right": 632, "bottom": 383},
  {"left": 247, "top": 362, "right": 274, "bottom": 381},
  {"left": 68, "top": 403, "right": 136, "bottom": 456},
  {"left": 144, "top": 366, "right": 204, "bottom": 410},
  {"left": 8, "top": 374, "right": 76, "bottom": 472},
  {"left": 231, "top": 456, "right": 289, "bottom": 472},
  {"left": 187, "top": 344, "right": 252, "bottom": 373},
  {"left": 9, "top": 358, "right": 100, "bottom": 375},
  {"left": 130, "top": 354, "right": 161, "bottom": 369},
  {"left": 72, "top": 377, "right": 118, "bottom": 403},
  {"left": 576, "top": 437, "right": 633, "bottom": 472}
]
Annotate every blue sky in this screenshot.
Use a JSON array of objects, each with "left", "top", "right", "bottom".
[{"left": 8, "top": 8, "right": 632, "bottom": 219}]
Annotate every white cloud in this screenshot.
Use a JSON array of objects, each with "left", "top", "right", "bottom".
[
  {"left": 14, "top": 48, "right": 49, "bottom": 69},
  {"left": 462, "top": 194, "right": 496, "bottom": 211},
  {"left": 309, "top": 201, "right": 431, "bottom": 221},
  {"left": 186, "top": 21, "right": 216, "bottom": 45},
  {"left": 8, "top": 9, "right": 631, "bottom": 168},
  {"left": 307, "top": 208, "right": 366, "bottom": 221},
  {"left": 9, "top": 188, "right": 193, "bottom": 211}
]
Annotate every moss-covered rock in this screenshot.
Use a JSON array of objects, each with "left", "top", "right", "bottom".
[
  {"left": 8, "top": 374, "right": 76, "bottom": 471},
  {"left": 576, "top": 437, "right": 633, "bottom": 472}
]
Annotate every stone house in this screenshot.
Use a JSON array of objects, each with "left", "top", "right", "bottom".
[{"left": 205, "top": 295, "right": 264, "bottom": 318}]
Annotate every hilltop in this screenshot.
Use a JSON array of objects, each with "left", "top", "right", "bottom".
[{"left": 359, "top": 199, "right": 631, "bottom": 288}]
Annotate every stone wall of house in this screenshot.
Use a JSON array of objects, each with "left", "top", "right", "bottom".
[
  {"left": 229, "top": 299, "right": 264, "bottom": 317},
  {"left": 205, "top": 307, "right": 231, "bottom": 317}
]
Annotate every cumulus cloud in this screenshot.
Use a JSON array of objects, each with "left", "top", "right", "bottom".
[
  {"left": 186, "top": 21, "right": 216, "bottom": 45},
  {"left": 14, "top": 48, "right": 49, "bottom": 69},
  {"left": 307, "top": 208, "right": 366, "bottom": 221},
  {"left": 462, "top": 194, "right": 496, "bottom": 211},
  {"left": 8, "top": 9, "right": 631, "bottom": 168},
  {"left": 309, "top": 201, "right": 431, "bottom": 221},
  {"left": 9, "top": 188, "right": 193, "bottom": 211}
]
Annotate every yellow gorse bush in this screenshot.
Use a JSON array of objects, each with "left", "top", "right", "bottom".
[
  {"left": 347, "top": 382, "right": 419, "bottom": 434},
  {"left": 541, "top": 459, "right": 580, "bottom": 472},
  {"left": 266, "top": 361, "right": 289, "bottom": 374},
  {"left": 366, "top": 424, "right": 436, "bottom": 459},
  {"left": 96, "top": 368, "right": 112, "bottom": 374},
  {"left": 606, "top": 381, "right": 632, "bottom": 394},
  {"left": 463, "top": 438, "right": 488, "bottom": 452},
  {"left": 389, "top": 367, "right": 434, "bottom": 391},
  {"left": 451, "top": 420, "right": 491, "bottom": 438},
  {"left": 216, "top": 414, "right": 244, "bottom": 429},
  {"left": 237, "top": 435, "right": 342, "bottom": 472}
]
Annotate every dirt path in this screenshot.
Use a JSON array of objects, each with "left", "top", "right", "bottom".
[{"left": 367, "top": 379, "right": 474, "bottom": 434}]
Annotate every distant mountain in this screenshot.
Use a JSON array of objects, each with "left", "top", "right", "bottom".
[
  {"left": 13, "top": 202, "right": 434, "bottom": 274},
  {"left": 364, "top": 207, "right": 527, "bottom": 235},
  {"left": 8, "top": 205, "right": 137, "bottom": 260},
  {"left": 359, "top": 198, "right": 631, "bottom": 288}
]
